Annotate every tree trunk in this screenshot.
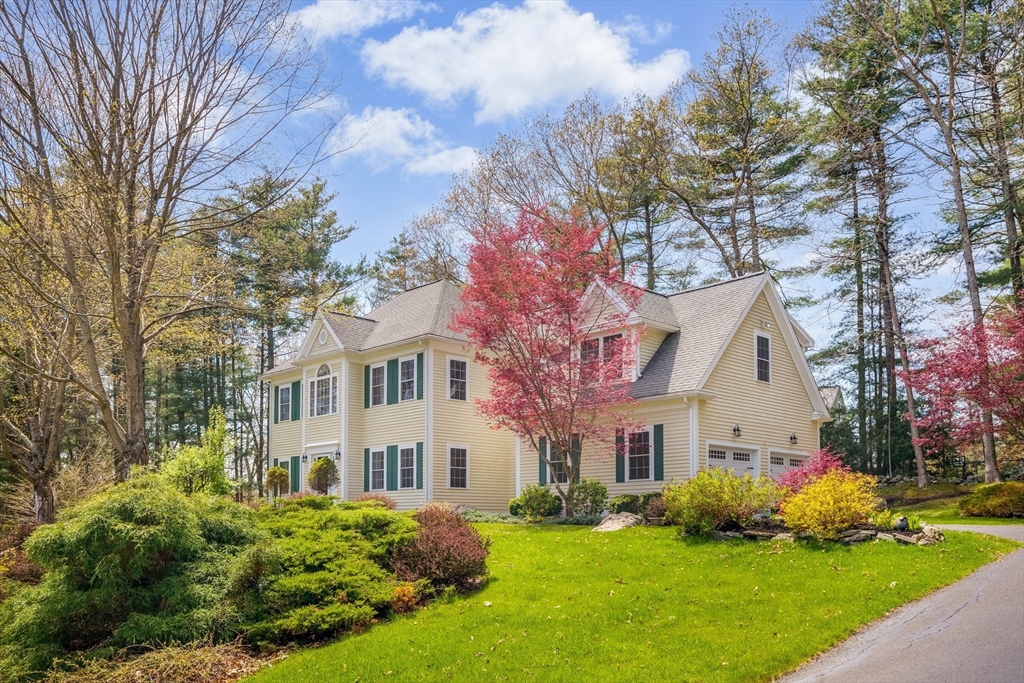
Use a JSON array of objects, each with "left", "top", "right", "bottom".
[
  {"left": 33, "top": 476, "right": 55, "bottom": 524},
  {"left": 853, "top": 179, "right": 869, "bottom": 472}
]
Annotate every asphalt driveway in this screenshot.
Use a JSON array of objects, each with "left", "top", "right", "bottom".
[{"left": 779, "top": 525, "right": 1024, "bottom": 683}]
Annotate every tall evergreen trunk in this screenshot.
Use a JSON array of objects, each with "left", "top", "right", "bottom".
[
  {"left": 869, "top": 130, "right": 928, "bottom": 486},
  {"left": 853, "top": 179, "right": 869, "bottom": 472}
]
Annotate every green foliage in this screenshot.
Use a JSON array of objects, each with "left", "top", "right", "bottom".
[
  {"left": 663, "top": 469, "right": 781, "bottom": 535},
  {"left": 306, "top": 458, "right": 338, "bottom": 495},
  {"left": 567, "top": 478, "right": 608, "bottom": 516},
  {"left": 247, "top": 525, "right": 1018, "bottom": 683},
  {"left": 0, "top": 479, "right": 422, "bottom": 679},
  {"left": 508, "top": 484, "right": 562, "bottom": 521},
  {"left": 461, "top": 510, "right": 527, "bottom": 525},
  {"left": 161, "top": 407, "right": 231, "bottom": 496},
  {"left": 639, "top": 492, "right": 662, "bottom": 515},
  {"left": 353, "top": 492, "right": 397, "bottom": 509},
  {"left": 781, "top": 471, "right": 878, "bottom": 540},
  {"left": 266, "top": 467, "right": 289, "bottom": 498},
  {"left": 870, "top": 509, "right": 898, "bottom": 530},
  {"left": 958, "top": 483, "right": 1024, "bottom": 518},
  {"left": 608, "top": 494, "right": 640, "bottom": 514}
]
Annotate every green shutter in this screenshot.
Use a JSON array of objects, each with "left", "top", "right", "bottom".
[
  {"left": 272, "top": 458, "right": 278, "bottom": 468},
  {"left": 273, "top": 386, "right": 279, "bottom": 424},
  {"left": 571, "top": 434, "right": 580, "bottom": 483},
  {"left": 416, "top": 442, "right": 424, "bottom": 489},
  {"left": 291, "top": 381, "right": 301, "bottom": 421},
  {"left": 386, "top": 445, "right": 399, "bottom": 490},
  {"left": 653, "top": 424, "right": 664, "bottom": 481},
  {"left": 615, "top": 429, "right": 625, "bottom": 483},
  {"left": 386, "top": 359, "right": 399, "bottom": 405},
  {"left": 290, "top": 456, "right": 301, "bottom": 494},
  {"left": 363, "top": 448, "right": 370, "bottom": 491},
  {"left": 364, "top": 365, "right": 370, "bottom": 408},
  {"left": 416, "top": 352, "right": 424, "bottom": 400},
  {"left": 538, "top": 437, "right": 547, "bottom": 485}
]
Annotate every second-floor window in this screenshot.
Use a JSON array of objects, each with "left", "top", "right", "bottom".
[
  {"left": 400, "top": 358, "right": 416, "bottom": 401},
  {"left": 582, "top": 333, "right": 626, "bottom": 378},
  {"left": 370, "top": 364, "right": 385, "bottom": 406},
  {"left": 756, "top": 334, "right": 771, "bottom": 383},
  {"left": 400, "top": 445, "right": 415, "bottom": 488},
  {"left": 449, "top": 357, "right": 467, "bottom": 401},
  {"left": 278, "top": 386, "right": 291, "bottom": 422},
  {"left": 310, "top": 364, "right": 337, "bottom": 417}
]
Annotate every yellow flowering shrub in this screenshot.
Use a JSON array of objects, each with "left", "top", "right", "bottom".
[{"left": 780, "top": 471, "right": 877, "bottom": 539}]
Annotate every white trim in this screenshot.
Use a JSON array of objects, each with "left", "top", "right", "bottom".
[
  {"left": 300, "top": 365, "right": 307, "bottom": 449},
  {"left": 447, "top": 442, "right": 470, "bottom": 489},
  {"left": 706, "top": 439, "right": 762, "bottom": 476},
  {"left": 304, "top": 440, "right": 340, "bottom": 449},
  {"left": 398, "top": 355, "right": 418, "bottom": 402},
  {"left": 766, "top": 446, "right": 809, "bottom": 458},
  {"left": 754, "top": 330, "right": 771, "bottom": 384},
  {"left": 625, "top": 425, "right": 654, "bottom": 482},
  {"left": 368, "top": 446, "right": 387, "bottom": 492},
  {"left": 295, "top": 312, "right": 345, "bottom": 358},
  {"left": 369, "top": 362, "right": 386, "bottom": 407},
  {"left": 446, "top": 354, "right": 470, "bottom": 401},
  {"left": 341, "top": 356, "right": 349, "bottom": 499},
  {"left": 685, "top": 398, "right": 699, "bottom": 478},
  {"left": 515, "top": 434, "right": 522, "bottom": 497},
  {"left": 424, "top": 346, "right": 434, "bottom": 501},
  {"left": 398, "top": 442, "right": 417, "bottom": 490},
  {"left": 308, "top": 368, "right": 339, "bottom": 418}
]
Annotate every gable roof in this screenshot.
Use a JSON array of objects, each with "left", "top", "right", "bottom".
[{"left": 630, "top": 273, "right": 766, "bottom": 398}]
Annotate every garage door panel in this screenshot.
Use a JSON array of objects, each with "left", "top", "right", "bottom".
[
  {"left": 769, "top": 452, "right": 806, "bottom": 480},
  {"left": 709, "top": 447, "right": 756, "bottom": 477}
]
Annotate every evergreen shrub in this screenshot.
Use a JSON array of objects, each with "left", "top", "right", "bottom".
[
  {"left": 957, "top": 482, "right": 1024, "bottom": 518},
  {"left": 568, "top": 478, "right": 608, "bottom": 515},
  {"left": 508, "top": 484, "right": 562, "bottom": 520},
  {"left": 608, "top": 494, "right": 640, "bottom": 514}
]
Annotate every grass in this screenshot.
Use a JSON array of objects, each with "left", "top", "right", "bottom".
[
  {"left": 897, "top": 496, "right": 1024, "bottom": 525},
  {"left": 247, "top": 524, "right": 1020, "bottom": 683}
]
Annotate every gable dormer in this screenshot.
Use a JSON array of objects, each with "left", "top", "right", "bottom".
[{"left": 297, "top": 312, "right": 344, "bottom": 359}]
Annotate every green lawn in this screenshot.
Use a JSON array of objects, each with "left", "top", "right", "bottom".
[
  {"left": 247, "top": 524, "right": 1019, "bottom": 683},
  {"left": 898, "top": 496, "right": 1024, "bottom": 525}
]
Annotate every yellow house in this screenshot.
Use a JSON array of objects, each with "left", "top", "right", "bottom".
[{"left": 263, "top": 273, "right": 831, "bottom": 511}]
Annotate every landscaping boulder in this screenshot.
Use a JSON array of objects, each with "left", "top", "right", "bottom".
[
  {"left": 771, "top": 533, "right": 795, "bottom": 542},
  {"left": 876, "top": 533, "right": 895, "bottom": 542},
  {"left": 921, "top": 525, "right": 945, "bottom": 542},
  {"left": 894, "top": 532, "right": 922, "bottom": 545},
  {"left": 742, "top": 530, "right": 777, "bottom": 540},
  {"left": 841, "top": 530, "right": 877, "bottom": 544},
  {"left": 593, "top": 512, "right": 644, "bottom": 532}
]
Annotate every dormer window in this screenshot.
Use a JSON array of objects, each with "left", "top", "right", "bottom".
[{"left": 581, "top": 333, "right": 627, "bottom": 378}]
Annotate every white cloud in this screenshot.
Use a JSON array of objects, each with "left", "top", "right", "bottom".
[
  {"left": 334, "top": 106, "right": 476, "bottom": 175},
  {"left": 293, "top": 0, "right": 432, "bottom": 40},
  {"left": 613, "top": 15, "right": 673, "bottom": 45},
  {"left": 362, "top": 0, "right": 689, "bottom": 123}
]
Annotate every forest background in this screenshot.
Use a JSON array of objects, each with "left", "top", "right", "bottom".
[{"left": 0, "top": 0, "right": 1021, "bottom": 523}]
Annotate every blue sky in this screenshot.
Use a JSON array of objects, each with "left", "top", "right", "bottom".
[
  {"left": 296, "top": 0, "right": 813, "bottom": 253},
  {"left": 289, "top": 0, "right": 963, "bottom": 351}
]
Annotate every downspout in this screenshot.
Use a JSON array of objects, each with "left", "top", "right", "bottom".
[
  {"left": 341, "top": 355, "right": 349, "bottom": 499},
  {"left": 420, "top": 341, "right": 434, "bottom": 502},
  {"left": 684, "top": 397, "right": 699, "bottom": 478}
]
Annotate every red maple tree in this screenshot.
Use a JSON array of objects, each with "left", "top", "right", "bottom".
[
  {"left": 450, "top": 207, "right": 643, "bottom": 513},
  {"left": 904, "top": 307, "right": 1024, "bottom": 482}
]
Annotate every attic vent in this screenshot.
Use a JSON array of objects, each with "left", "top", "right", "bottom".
[{"left": 319, "top": 329, "right": 327, "bottom": 344}]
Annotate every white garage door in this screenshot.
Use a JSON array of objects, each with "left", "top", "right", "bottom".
[
  {"left": 708, "top": 447, "right": 756, "bottom": 477},
  {"left": 768, "top": 453, "right": 807, "bottom": 480}
]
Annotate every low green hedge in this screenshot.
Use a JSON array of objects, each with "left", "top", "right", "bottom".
[{"left": 958, "top": 482, "right": 1024, "bottom": 518}]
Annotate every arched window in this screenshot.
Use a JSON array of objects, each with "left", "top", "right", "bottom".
[{"left": 310, "top": 364, "right": 337, "bottom": 417}]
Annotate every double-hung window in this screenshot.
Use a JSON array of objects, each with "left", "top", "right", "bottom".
[
  {"left": 627, "top": 428, "right": 651, "bottom": 481},
  {"left": 278, "top": 386, "right": 291, "bottom": 422},
  {"left": 581, "top": 338, "right": 600, "bottom": 365},
  {"left": 370, "top": 448, "right": 386, "bottom": 491},
  {"left": 399, "top": 357, "right": 416, "bottom": 401},
  {"left": 399, "top": 445, "right": 416, "bottom": 489},
  {"left": 370, "top": 364, "right": 385, "bottom": 406},
  {"left": 756, "top": 334, "right": 771, "bottom": 383},
  {"left": 581, "top": 333, "right": 626, "bottom": 378},
  {"left": 448, "top": 357, "right": 468, "bottom": 401},
  {"left": 309, "top": 364, "right": 337, "bottom": 417},
  {"left": 449, "top": 445, "right": 468, "bottom": 488},
  {"left": 548, "top": 442, "right": 569, "bottom": 484}
]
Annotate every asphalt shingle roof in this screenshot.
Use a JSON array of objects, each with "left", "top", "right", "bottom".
[
  {"left": 629, "top": 273, "right": 767, "bottom": 398},
  {"left": 323, "top": 280, "right": 467, "bottom": 352}
]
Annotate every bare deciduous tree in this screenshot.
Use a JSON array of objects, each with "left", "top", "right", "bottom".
[{"left": 0, "top": 0, "right": 336, "bottom": 479}]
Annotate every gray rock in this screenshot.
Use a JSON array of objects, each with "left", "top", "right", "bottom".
[
  {"left": 918, "top": 537, "right": 938, "bottom": 546},
  {"left": 772, "top": 533, "right": 796, "bottom": 542},
  {"left": 894, "top": 533, "right": 919, "bottom": 544},
  {"left": 842, "top": 530, "right": 877, "bottom": 544},
  {"left": 725, "top": 531, "right": 744, "bottom": 539},
  {"left": 743, "top": 530, "right": 777, "bottom": 540},
  {"left": 876, "top": 533, "right": 895, "bottom": 542},
  {"left": 711, "top": 530, "right": 731, "bottom": 541},
  {"left": 921, "top": 525, "right": 945, "bottom": 542},
  {"left": 593, "top": 512, "right": 644, "bottom": 532}
]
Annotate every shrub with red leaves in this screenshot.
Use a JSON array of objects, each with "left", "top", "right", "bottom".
[
  {"left": 391, "top": 505, "right": 490, "bottom": 588},
  {"left": 354, "top": 492, "right": 398, "bottom": 510},
  {"left": 778, "top": 448, "right": 850, "bottom": 495}
]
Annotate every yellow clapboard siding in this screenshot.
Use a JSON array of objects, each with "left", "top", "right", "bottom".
[
  {"left": 431, "top": 341, "right": 514, "bottom": 512},
  {"left": 699, "top": 292, "right": 817, "bottom": 472},
  {"left": 306, "top": 321, "right": 340, "bottom": 357},
  {"left": 639, "top": 329, "right": 667, "bottom": 374}
]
